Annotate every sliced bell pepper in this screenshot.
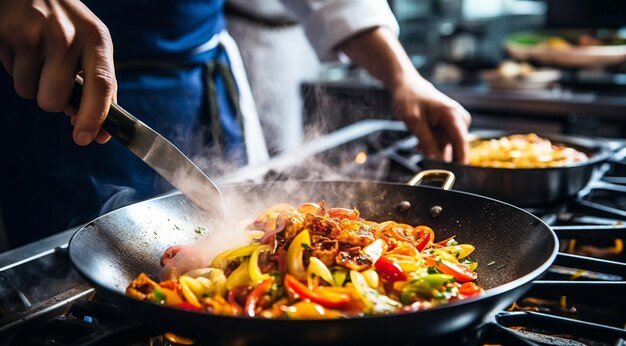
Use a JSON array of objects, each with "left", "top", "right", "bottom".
[
  {"left": 244, "top": 278, "right": 274, "bottom": 317},
  {"left": 284, "top": 274, "right": 351, "bottom": 309},
  {"left": 174, "top": 302, "right": 202, "bottom": 312},
  {"left": 211, "top": 244, "right": 260, "bottom": 269},
  {"left": 285, "top": 301, "right": 343, "bottom": 319},
  {"left": 438, "top": 244, "right": 475, "bottom": 259},
  {"left": 249, "top": 245, "right": 272, "bottom": 283},
  {"left": 425, "top": 257, "right": 477, "bottom": 282},
  {"left": 458, "top": 282, "right": 484, "bottom": 297},
  {"left": 287, "top": 230, "right": 310, "bottom": 280},
  {"left": 374, "top": 256, "right": 407, "bottom": 282},
  {"left": 414, "top": 226, "right": 434, "bottom": 252},
  {"left": 225, "top": 259, "right": 252, "bottom": 290}
]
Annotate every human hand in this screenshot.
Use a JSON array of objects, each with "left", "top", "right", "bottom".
[
  {"left": 0, "top": 0, "right": 116, "bottom": 145},
  {"left": 392, "top": 76, "right": 471, "bottom": 163}
]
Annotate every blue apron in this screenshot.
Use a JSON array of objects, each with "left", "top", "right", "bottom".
[{"left": 0, "top": 0, "right": 245, "bottom": 248}]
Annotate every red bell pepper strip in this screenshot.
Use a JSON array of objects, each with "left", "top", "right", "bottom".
[
  {"left": 414, "top": 226, "right": 434, "bottom": 252},
  {"left": 174, "top": 302, "right": 202, "bottom": 312},
  {"left": 244, "top": 278, "right": 274, "bottom": 317},
  {"left": 374, "top": 256, "right": 408, "bottom": 282},
  {"left": 425, "top": 257, "right": 477, "bottom": 282},
  {"left": 284, "top": 274, "right": 351, "bottom": 309}
]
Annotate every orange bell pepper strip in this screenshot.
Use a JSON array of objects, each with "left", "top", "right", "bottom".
[{"left": 284, "top": 274, "right": 351, "bottom": 310}]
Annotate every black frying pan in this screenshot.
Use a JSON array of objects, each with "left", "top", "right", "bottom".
[
  {"left": 423, "top": 131, "right": 613, "bottom": 206},
  {"left": 69, "top": 179, "right": 558, "bottom": 344}
]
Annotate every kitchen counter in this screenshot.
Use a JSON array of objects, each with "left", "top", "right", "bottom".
[{"left": 301, "top": 72, "right": 626, "bottom": 138}]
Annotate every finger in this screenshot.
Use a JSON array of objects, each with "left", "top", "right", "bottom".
[
  {"left": 441, "top": 109, "right": 470, "bottom": 164},
  {"left": 37, "top": 56, "right": 78, "bottom": 113},
  {"left": 64, "top": 105, "right": 78, "bottom": 117},
  {"left": 73, "top": 30, "right": 116, "bottom": 146},
  {"left": 37, "top": 20, "right": 79, "bottom": 113},
  {"left": 12, "top": 49, "right": 43, "bottom": 99},
  {"left": 405, "top": 113, "right": 443, "bottom": 161},
  {"left": 0, "top": 45, "right": 14, "bottom": 75},
  {"left": 94, "top": 129, "right": 111, "bottom": 144}
]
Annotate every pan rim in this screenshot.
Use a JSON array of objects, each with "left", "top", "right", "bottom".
[{"left": 69, "top": 181, "right": 559, "bottom": 322}]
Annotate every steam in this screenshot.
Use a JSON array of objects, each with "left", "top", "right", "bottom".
[{"left": 98, "top": 184, "right": 138, "bottom": 215}]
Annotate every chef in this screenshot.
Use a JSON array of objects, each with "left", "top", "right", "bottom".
[{"left": 0, "top": 0, "right": 470, "bottom": 249}]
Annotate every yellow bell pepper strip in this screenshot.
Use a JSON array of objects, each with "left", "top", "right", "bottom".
[
  {"left": 425, "top": 257, "right": 477, "bottom": 282},
  {"left": 225, "top": 259, "right": 252, "bottom": 290},
  {"left": 284, "top": 274, "right": 351, "bottom": 309},
  {"left": 438, "top": 244, "right": 475, "bottom": 259},
  {"left": 249, "top": 245, "right": 272, "bottom": 283},
  {"left": 361, "top": 269, "right": 380, "bottom": 288},
  {"left": 349, "top": 270, "right": 402, "bottom": 314},
  {"left": 307, "top": 257, "right": 334, "bottom": 287},
  {"left": 244, "top": 278, "right": 274, "bottom": 317},
  {"left": 287, "top": 230, "right": 310, "bottom": 280},
  {"left": 374, "top": 256, "right": 407, "bottom": 282},
  {"left": 285, "top": 301, "right": 343, "bottom": 319},
  {"left": 211, "top": 244, "right": 260, "bottom": 269}
]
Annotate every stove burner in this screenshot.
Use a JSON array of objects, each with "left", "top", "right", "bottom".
[{"left": 1, "top": 120, "right": 625, "bottom": 345}]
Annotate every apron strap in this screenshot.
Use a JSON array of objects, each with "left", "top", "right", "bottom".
[{"left": 203, "top": 60, "right": 247, "bottom": 160}]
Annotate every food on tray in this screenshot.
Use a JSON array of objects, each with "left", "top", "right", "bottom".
[
  {"left": 481, "top": 61, "right": 561, "bottom": 90},
  {"left": 496, "top": 60, "right": 536, "bottom": 79},
  {"left": 508, "top": 32, "right": 626, "bottom": 48},
  {"left": 469, "top": 133, "right": 588, "bottom": 168},
  {"left": 127, "top": 201, "right": 483, "bottom": 318}
]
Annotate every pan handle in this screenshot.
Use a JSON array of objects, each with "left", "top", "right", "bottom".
[{"left": 407, "top": 170, "right": 455, "bottom": 190}]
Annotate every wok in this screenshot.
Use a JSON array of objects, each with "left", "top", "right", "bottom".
[
  {"left": 69, "top": 176, "right": 558, "bottom": 345},
  {"left": 422, "top": 131, "right": 612, "bottom": 206}
]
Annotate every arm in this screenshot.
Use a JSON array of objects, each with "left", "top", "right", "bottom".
[
  {"left": 0, "top": 0, "right": 116, "bottom": 145},
  {"left": 279, "top": 0, "right": 470, "bottom": 163},
  {"left": 338, "top": 27, "right": 471, "bottom": 163}
]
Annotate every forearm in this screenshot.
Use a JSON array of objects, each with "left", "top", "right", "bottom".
[{"left": 337, "top": 26, "right": 423, "bottom": 91}]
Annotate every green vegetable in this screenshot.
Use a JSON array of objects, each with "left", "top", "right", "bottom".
[
  {"left": 151, "top": 287, "right": 165, "bottom": 303},
  {"left": 400, "top": 274, "right": 454, "bottom": 304}
]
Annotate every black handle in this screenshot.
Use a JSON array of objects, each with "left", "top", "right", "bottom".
[{"left": 70, "top": 80, "right": 136, "bottom": 146}]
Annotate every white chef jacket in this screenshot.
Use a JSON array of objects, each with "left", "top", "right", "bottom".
[{"left": 227, "top": 0, "right": 400, "bottom": 61}]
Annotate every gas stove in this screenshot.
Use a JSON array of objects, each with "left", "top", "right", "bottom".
[{"left": 1, "top": 120, "right": 625, "bottom": 345}]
